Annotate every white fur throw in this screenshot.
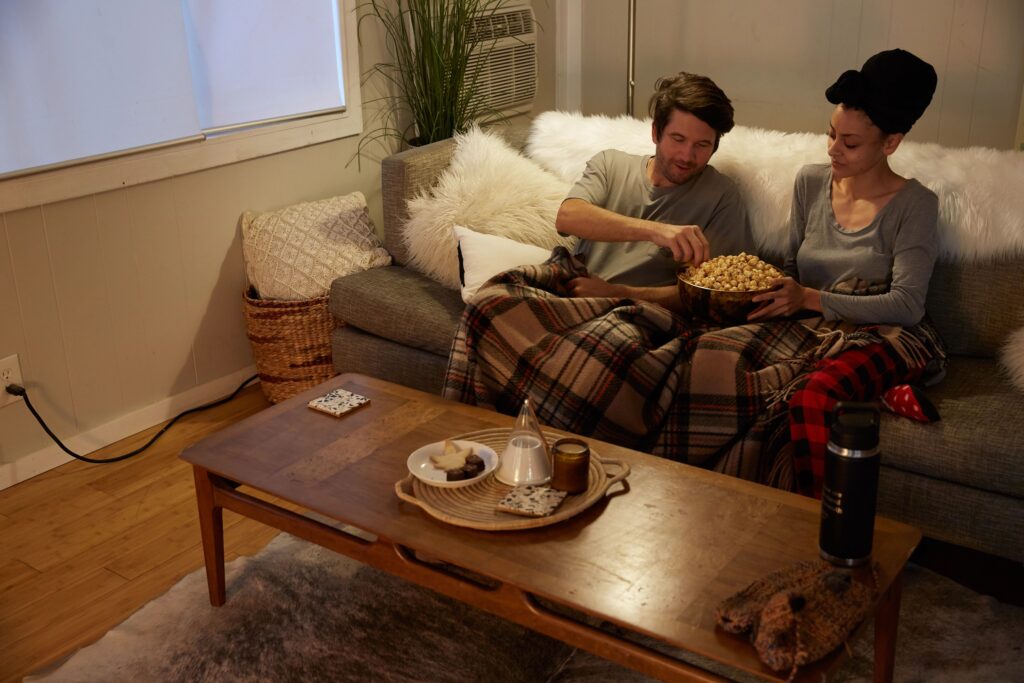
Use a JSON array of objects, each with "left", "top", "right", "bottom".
[
  {"left": 1001, "top": 325, "right": 1024, "bottom": 392},
  {"left": 526, "top": 110, "right": 1024, "bottom": 391},
  {"left": 403, "top": 127, "right": 573, "bottom": 289},
  {"left": 526, "top": 111, "right": 1024, "bottom": 262},
  {"left": 526, "top": 111, "right": 657, "bottom": 184}
]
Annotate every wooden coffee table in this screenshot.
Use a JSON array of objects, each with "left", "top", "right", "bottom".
[{"left": 181, "top": 373, "right": 919, "bottom": 682}]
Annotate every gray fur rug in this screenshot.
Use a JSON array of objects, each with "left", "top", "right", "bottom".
[{"left": 28, "top": 533, "right": 1023, "bottom": 682}]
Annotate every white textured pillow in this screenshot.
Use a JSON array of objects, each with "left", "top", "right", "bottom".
[
  {"left": 454, "top": 226, "right": 553, "bottom": 303},
  {"left": 403, "top": 127, "right": 573, "bottom": 289},
  {"left": 242, "top": 192, "right": 391, "bottom": 300},
  {"left": 999, "top": 325, "right": 1024, "bottom": 393}
]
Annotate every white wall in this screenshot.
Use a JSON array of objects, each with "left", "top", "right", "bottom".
[
  {"left": 0, "top": 132, "right": 382, "bottom": 479},
  {"left": 579, "top": 0, "right": 1024, "bottom": 150}
]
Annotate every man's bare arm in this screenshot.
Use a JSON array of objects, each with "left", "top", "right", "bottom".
[{"left": 556, "top": 198, "right": 710, "bottom": 265}]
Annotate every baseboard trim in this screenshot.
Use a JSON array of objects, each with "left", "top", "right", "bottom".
[{"left": 0, "top": 366, "right": 258, "bottom": 491}]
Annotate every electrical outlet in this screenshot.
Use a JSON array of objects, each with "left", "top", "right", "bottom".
[{"left": 1, "top": 354, "right": 24, "bottom": 407}]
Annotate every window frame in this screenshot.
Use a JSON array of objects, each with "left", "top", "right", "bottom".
[{"left": 0, "top": 0, "right": 362, "bottom": 214}]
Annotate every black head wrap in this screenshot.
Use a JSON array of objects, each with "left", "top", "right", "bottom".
[{"left": 825, "top": 49, "right": 937, "bottom": 134}]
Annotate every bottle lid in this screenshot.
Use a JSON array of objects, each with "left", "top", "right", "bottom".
[{"left": 829, "top": 402, "right": 880, "bottom": 450}]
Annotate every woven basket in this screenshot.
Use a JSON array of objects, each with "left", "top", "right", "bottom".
[{"left": 242, "top": 290, "right": 338, "bottom": 403}]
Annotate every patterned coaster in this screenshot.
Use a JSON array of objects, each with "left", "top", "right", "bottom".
[
  {"left": 496, "top": 485, "right": 568, "bottom": 517},
  {"left": 307, "top": 388, "right": 370, "bottom": 417}
]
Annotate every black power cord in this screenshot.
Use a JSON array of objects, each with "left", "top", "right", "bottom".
[{"left": 4, "top": 374, "right": 259, "bottom": 464}]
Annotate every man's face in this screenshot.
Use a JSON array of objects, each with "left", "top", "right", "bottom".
[{"left": 650, "top": 109, "right": 717, "bottom": 187}]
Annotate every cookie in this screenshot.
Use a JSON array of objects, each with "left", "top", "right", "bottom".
[{"left": 431, "top": 440, "right": 471, "bottom": 471}]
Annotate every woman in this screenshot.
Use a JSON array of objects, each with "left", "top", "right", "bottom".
[{"left": 748, "top": 49, "right": 945, "bottom": 497}]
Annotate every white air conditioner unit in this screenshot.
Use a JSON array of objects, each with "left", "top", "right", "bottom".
[{"left": 465, "top": 3, "right": 537, "bottom": 117}]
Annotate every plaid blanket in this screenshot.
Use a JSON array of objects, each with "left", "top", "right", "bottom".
[{"left": 443, "top": 248, "right": 938, "bottom": 487}]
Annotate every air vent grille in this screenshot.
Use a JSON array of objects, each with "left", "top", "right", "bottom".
[
  {"left": 465, "top": 5, "right": 536, "bottom": 115},
  {"left": 468, "top": 8, "right": 533, "bottom": 41}
]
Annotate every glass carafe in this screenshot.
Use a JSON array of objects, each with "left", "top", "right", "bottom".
[{"left": 495, "top": 399, "right": 551, "bottom": 486}]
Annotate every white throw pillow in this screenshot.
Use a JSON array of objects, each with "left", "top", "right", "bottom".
[
  {"left": 402, "top": 127, "right": 573, "bottom": 289},
  {"left": 454, "top": 226, "right": 553, "bottom": 303},
  {"left": 242, "top": 192, "right": 391, "bottom": 300}
]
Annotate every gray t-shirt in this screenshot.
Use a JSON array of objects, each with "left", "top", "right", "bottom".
[
  {"left": 565, "top": 149, "right": 753, "bottom": 286},
  {"left": 784, "top": 164, "right": 939, "bottom": 326}
]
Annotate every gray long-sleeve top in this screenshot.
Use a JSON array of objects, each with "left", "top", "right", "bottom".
[{"left": 783, "top": 164, "right": 939, "bottom": 327}]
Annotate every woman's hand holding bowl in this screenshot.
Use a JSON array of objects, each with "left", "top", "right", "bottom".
[{"left": 747, "top": 277, "right": 820, "bottom": 321}]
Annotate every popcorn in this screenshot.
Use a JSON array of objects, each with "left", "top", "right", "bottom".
[{"left": 683, "top": 253, "right": 783, "bottom": 292}]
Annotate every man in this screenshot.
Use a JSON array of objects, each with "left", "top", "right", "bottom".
[{"left": 555, "top": 72, "right": 753, "bottom": 312}]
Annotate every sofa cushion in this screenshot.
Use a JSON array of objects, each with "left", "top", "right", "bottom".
[
  {"left": 879, "top": 357, "right": 1024, "bottom": 498},
  {"left": 927, "top": 258, "right": 1024, "bottom": 358},
  {"left": 877, "top": 466, "right": 1023, "bottom": 561},
  {"left": 331, "top": 326, "right": 449, "bottom": 394},
  {"left": 330, "top": 266, "right": 465, "bottom": 356},
  {"left": 242, "top": 192, "right": 391, "bottom": 300},
  {"left": 402, "top": 127, "right": 572, "bottom": 289}
]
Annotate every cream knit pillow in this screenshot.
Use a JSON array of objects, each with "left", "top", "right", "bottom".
[{"left": 242, "top": 192, "right": 391, "bottom": 300}]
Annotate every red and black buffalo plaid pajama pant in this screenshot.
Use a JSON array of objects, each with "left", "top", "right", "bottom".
[{"left": 788, "top": 341, "right": 924, "bottom": 498}]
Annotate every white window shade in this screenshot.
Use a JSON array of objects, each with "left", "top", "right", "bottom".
[
  {"left": 0, "top": 0, "right": 347, "bottom": 177},
  {"left": 183, "top": 0, "right": 345, "bottom": 132},
  {"left": 0, "top": 0, "right": 201, "bottom": 175}
]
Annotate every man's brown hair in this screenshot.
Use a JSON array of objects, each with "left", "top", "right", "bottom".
[{"left": 649, "top": 72, "right": 735, "bottom": 150}]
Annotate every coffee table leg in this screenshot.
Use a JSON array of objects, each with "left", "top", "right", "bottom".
[
  {"left": 873, "top": 570, "right": 903, "bottom": 683},
  {"left": 193, "top": 466, "right": 226, "bottom": 606}
]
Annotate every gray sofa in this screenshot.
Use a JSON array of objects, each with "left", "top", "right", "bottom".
[{"left": 330, "top": 135, "right": 1024, "bottom": 564}]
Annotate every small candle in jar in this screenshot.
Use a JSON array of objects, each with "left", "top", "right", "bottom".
[{"left": 551, "top": 437, "right": 590, "bottom": 493}]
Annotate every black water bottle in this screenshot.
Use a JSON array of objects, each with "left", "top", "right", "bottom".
[{"left": 819, "top": 402, "right": 881, "bottom": 567}]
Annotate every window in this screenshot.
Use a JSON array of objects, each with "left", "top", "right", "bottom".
[{"left": 0, "top": 0, "right": 362, "bottom": 213}]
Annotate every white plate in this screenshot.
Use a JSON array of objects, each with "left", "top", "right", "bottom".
[{"left": 407, "top": 440, "right": 498, "bottom": 489}]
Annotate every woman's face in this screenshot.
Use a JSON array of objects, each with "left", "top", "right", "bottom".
[{"left": 826, "top": 105, "right": 900, "bottom": 178}]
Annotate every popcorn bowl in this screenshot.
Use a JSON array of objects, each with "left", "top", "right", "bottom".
[{"left": 677, "top": 271, "right": 774, "bottom": 326}]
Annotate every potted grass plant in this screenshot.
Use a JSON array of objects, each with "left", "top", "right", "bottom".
[{"left": 357, "top": 0, "right": 517, "bottom": 154}]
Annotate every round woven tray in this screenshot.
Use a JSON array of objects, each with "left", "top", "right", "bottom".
[{"left": 394, "top": 428, "right": 630, "bottom": 530}]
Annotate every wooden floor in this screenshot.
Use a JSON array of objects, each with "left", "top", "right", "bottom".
[
  {"left": 3, "top": 383, "right": 1020, "bottom": 683},
  {"left": 0, "top": 384, "right": 281, "bottom": 683}
]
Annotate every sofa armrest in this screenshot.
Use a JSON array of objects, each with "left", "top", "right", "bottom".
[{"left": 381, "top": 138, "right": 457, "bottom": 265}]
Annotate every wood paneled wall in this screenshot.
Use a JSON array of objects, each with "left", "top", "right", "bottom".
[{"left": 581, "top": 0, "right": 1024, "bottom": 150}]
